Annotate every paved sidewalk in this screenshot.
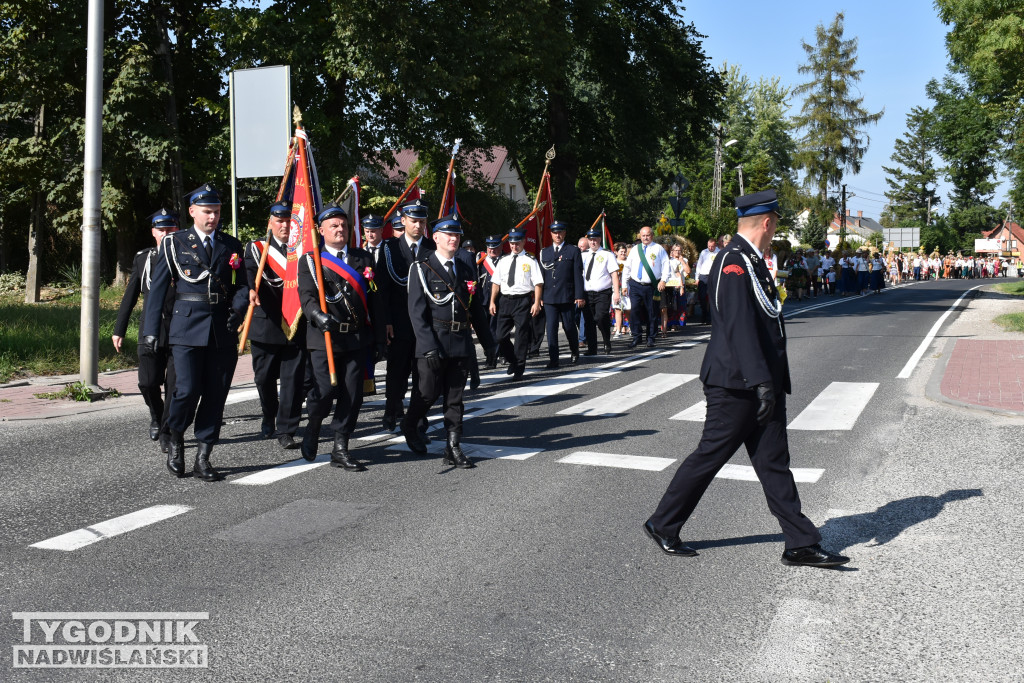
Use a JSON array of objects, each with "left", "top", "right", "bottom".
[
  {"left": 930, "top": 286, "right": 1024, "bottom": 416},
  {"left": 0, "top": 356, "right": 257, "bottom": 421}
]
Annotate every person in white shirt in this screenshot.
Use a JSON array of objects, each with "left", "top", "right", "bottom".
[
  {"left": 621, "top": 226, "right": 671, "bottom": 348},
  {"left": 693, "top": 237, "right": 719, "bottom": 324},
  {"left": 490, "top": 229, "right": 542, "bottom": 379},
  {"left": 581, "top": 227, "right": 621, "bottom": 355}
]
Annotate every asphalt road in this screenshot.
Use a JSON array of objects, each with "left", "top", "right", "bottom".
[{"left": 2, "top": 277, "right": 1021, "bottom": 682}]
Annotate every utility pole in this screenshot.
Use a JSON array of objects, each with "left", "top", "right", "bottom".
[
  {"left": 736, "top": 164, "right": 744, "bottom": 196},
  {"left": 79, "top": 0, "right": 104, "bottom": 394},
  {"left": 926, "top": 196, "right": 932, "bottom": 226},
  {"left": 840, "top": 183, "right": 847, "bottom": 248},
  {"left": 712, "top": 126, "right": 723, "bottom": 213}
]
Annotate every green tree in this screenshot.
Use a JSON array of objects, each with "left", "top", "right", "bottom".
[
  {"left": 792, "top": 12, "right": 884, "bottom": 202},
  {"left": 882, "top": 106, "right": 941, "bottom": 227}
]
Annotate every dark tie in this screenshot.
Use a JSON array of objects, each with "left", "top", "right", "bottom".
[
  {"left": 586, "top": 252, "right": 596, "bottom": 280},
  {"left": 507, "top": 254, "right": 517, "bottom": 286},
  {"left": 204, "top": 238, "right": 212, "bottom": 262},
  {"left": 445, "top": 260, "right": 455, "bottom": 282},
  {"left": 410, "top": 242, "right": 417, "bottom": 261}
]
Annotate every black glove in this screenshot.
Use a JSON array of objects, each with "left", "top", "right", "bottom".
[
  {"left": 755, "top": 383, "right": 776, "bottom": 426},
  {"left": 141, "top": 335, "right": 159, "bottom": 354},
  {"left": 375, "top": 344, "right": 387, "bottom": 363},
  {"left": 423, "top": 350, "right": 443, "bottom": 372},
  {"left": 309, "top": 309, "right": 341, "bottom": 333},
  {"left": 227, "top": 311, "right": 242, "bottom": 333}
]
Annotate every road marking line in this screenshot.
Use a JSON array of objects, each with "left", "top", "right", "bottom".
[
  {"left": 897, "top": 285, "right": 982, "bottom": 378},
  {"left": 716, "top": 463, "right": 824, "bottom": 483},
  {"left": 785, "top": 280, "right": 921, "bottom": 318},
  {"left": 224, "top": 388, "right": 260, "bottom": 406},
  {"left": 30, "top": 505, "right": 192, "bottom": 551},
  {"left": 558, "top": 451, "right": 676, "bottom": 471},
  {"left": 670, "top": 400, "right": 707, "bottom": 421},
  {"left": 385, "top": 438, "right": 541, "bottom": 460},
  {"left": 557, "top": 373, "right": 697, "bottom": 416},
  {"left": 787, "top": 381, "right": 879, "bottom": 430},
  {"left": 231, "top": 454, "right": 331, "bottom": 485}
]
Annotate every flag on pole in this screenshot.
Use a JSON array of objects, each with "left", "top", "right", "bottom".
[
  {"left": 522, "top": 173, "right": 552, "bottom": 257},
  {"left": 341, "top": 176, "right": 361, "bottom": 248},
  {"left": 381, "top": 182, "right": 421, "bottom": 240},
  {"left": 281, "top": 126, "right": 323, "bottom": 340},
  {"left": 600, "top": 210, "right": 614, "bottom": 250},
  {"left": 438, "top": 139, "right": 462, "bottom": 223}
]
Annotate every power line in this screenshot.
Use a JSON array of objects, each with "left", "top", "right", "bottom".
[{"left": 847, "top": 185, "right": 888, "bottom": 197}]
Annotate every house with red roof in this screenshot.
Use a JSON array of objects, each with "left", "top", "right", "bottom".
[
  {"left": 382, "top": 146, "right": 530, "bottom": 204},
  {"left": 982, "top": 219, "right": 1024, "bottom": 258}
]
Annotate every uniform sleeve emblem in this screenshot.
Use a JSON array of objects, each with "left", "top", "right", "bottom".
[{"left": 722, "top": 264, "right": 744, "bottom": 275}]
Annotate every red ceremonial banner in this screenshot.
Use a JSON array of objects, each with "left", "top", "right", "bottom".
[{"left": 281, "top": 128, "right": 322, "bottom": 339}]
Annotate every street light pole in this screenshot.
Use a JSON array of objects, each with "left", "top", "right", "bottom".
[
  {"left": 712, "top": 127, "right": 738, "bottom": 213},
  {"left": 736, "top": 164, "right": 744, "bottom": 196}
]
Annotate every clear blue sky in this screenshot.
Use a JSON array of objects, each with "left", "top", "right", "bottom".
[{"left": 680, "top": 0, "right": 1007, "bottom": 214}]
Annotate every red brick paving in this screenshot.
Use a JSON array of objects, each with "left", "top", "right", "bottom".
[{"left": 941, "top": 340, "right": 1024, "bottom": 414}]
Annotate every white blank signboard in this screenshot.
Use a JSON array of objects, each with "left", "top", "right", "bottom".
[{"left": 231, "top": 65, "right": 290, "bottom": 178}]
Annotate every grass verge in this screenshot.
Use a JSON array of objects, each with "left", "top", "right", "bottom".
[
  {"left": 993, "top": 313, "right": 1024, "bottom": 333},
  {"left": 0, "top": 286, "right": 139, "bottom": 383},
  {"left": 994, "top": 281, "right": 1024, "bottom": 296}
]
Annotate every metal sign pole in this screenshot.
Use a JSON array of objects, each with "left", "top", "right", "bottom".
[{"left": 229, "top": 70, "right": 238, "bottom": 239}]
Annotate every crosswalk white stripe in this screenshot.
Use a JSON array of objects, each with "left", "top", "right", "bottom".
[
  {"left": 30, "top": 505, "right": 192, "bottom": 551},
  {"left": 557, "top": 373, "right": 697, "bottom": 416},
  {"left": 385, "top": 438, "right": 541, "bottom": 460},
  {"left": 558, "top": 451, "right": 676, "bottom": 471},
  {"left": 231, "top": 454, "right": 331, "bottom": 485},
  {"left": 787, "top": 381, "right": 879, "bottom": 430},
  {"left": 670, "top": 400, "right": 706, "bottom": 421},
  {"left": 715, "top": 463, "right": 824, "bottom": 483}
]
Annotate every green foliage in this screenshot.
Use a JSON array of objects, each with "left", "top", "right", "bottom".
[
  {"left": 883, "top": 107, "right": 942, "bottom": 226},
  {"left": 994, "top": 281, "right": 1024, "bottom": 296},
  {"left": 993, "top": 313, "right": 1024, "bottom": 332},
  {"left": 792, "top": 12, "right": 884, "bottom": 200}
]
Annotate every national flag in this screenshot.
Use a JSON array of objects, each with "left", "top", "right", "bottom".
[
  {"left": 382, "top": 182, "right": 421, "bottom": 240},
  {"left": 438, "top": 139, "right": 462, "bottom": 228},
  {"left": 340, "top": 176, "right": 361, "bottom": 248},
  {"left": 534, "top": 172, "right": 554, "bottom": 251},
  {"left": 280, "top": 126, "right": 324, "bottom": 340}
]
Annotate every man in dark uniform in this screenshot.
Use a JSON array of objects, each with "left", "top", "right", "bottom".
[
  {"left": 244, "top": 201, "right": 306, "bottom": 449},
  {"left": 361, "top": 214, "right": 385, "bottom": 267},
  {"left": 112, "top": 209, "right": 179, "bottom": 451},
  {"left": 142, "top": 185, "right": 249, "bottom": 481},
  {"left": 580, "top": 226, "right": 620, "bottom": 356},
  {"left": 538, "top": 220, "right": 585, "bottom": 369},
  {"left": 402, "top": 216, "right": 495, "bottom": 467},
  {"left": 479, "top": 235, "right": 503, "bottom": 363},
  {"left": 643, "top": 190, "right": 849, "bottom": 568},
  {"left": 298, "top": 203, "right": 384, "bottom": 471},
  {"left": 378, "top": 199, "right": 435, "bottom": 433},
  {"left": 489, "top": 229, "right": 542, "bottom": 379}
]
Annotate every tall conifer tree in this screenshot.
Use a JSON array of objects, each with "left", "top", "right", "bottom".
[{"left": 882, "top": 106, "right": 941, "bottom": 227}]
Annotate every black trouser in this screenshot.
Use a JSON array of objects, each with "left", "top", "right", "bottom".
[
  {"left": 697, "top": 279, "right": 711, "bottom": 324},
  {"left": 168, "top": 344, "right": 237, "bottom": 444},
  {"left": 251, "top": 340, "right": 307, "bottom": 437},
  {"left": 137, "top": 343, "right": 175, "bottom": 434},
  {"left": 648, "top": 385, "right": 821, "bottom": 550},
  {"left": 384, "top": 332, "right": 422, "bottom": 421},
  {"left": 582, "top": 289, "right": 613, "bottom": 352},
  {"left": 544, "top": 302, "right": 579, "bottom": 362},
  {"left": 496, "top": 295, "right": 534, "bottom": 367},
  {"left": 628, "top": 281, "right": 657, "bottom": 342},
  {"left": 407, "top": 356, "right": 468, "bottom": 435},
  {"left": 306, "top": 347, "right": 365, "bottom": 436},
  {"left": 529, "top": 311, "right": 546, "bottom": 354}
]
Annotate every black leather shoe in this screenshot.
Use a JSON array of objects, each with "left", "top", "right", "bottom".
[
  {"left": 330, "top": 435, "right": 364, "bottom": 471},
  {"left": 513, "top": 366, "right": 525, "bottom": 380},
  {"left": 442, "top": 433, "right": 474, "bottom": 469},
  {"left": 381, "top": 414, "right": 396, "bottom": 432},
  {"left": 469, "top": 373, "right": 480, "bottom": 390},
  {"left": 646, "top": 338, "right": 656, "bottom": 348},
  {"left": 569, "top": 352, "right": 579, "bottom": 365},
  {"left": 604, "top": 344, "right": 613, "bottom": 354},
  {"left": 628, "top": 338, "right": 639, "bottom": 349},
  {"left": 166, "top": 432, "right": 185, "bottom": 479},
  {"left": 277, "top": 434, "right": 299, "bottom": 450},
  {"left": 400, "top": 421, "right": 428, "bottom": 455},
  {"left": 260, "top": 419, "right": 275, "bottom": 439},
  {"left": 506, "top": 363, "right": 517, "bottom": 376},
  {"left": 544, "top": 360, "right": 559, "bottom": 370},
  {"left": 301, "top": 420, "right": 322, "bottom": 462},
  {"left": 643, "top": 521, "right": 698, "bottom": 557},
  {"left": 159, "top": 431, "right": 170, "bottom": 454},
  {"left": 193, "top": 443, "right": 221, "bottom": 482},
  {"left": 149, "top": 420, "right": 160, "bottom": 441},
  {"left": 781, "top": 544, "right": 850, "bottom": 568}
]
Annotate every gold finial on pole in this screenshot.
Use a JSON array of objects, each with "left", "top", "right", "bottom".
[{"left": 293, "top": 104, "right": 303, "bottom": 126}]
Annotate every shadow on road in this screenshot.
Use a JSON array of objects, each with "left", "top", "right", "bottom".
[{"left": 822, "top": 488, "right": 983, "bottom": 553}]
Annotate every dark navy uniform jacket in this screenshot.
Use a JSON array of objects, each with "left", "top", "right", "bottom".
[
  {"left": 408, "top": 252, "right": 495, "bottom": 359},
  {"left": 478, "top": 254, "right": 500, "bottom": 310},
  {"left": 378, "top": 236, "right": 435, "bottom": 333},
  {"left": 297, "top": 247, "right": 384, "bottom": 354},
  {"left": 143, "top": 227, "right": 249, "bottom": 347},
  {"left": 114, "top": 247, "right": 174, "bottom": 347},
  {"left": 244, "top": 237, "right": 304, "bottom": 346},
  {"left": 699, "top": 235, "right": 791, "bottom": 394},
  {"left": 539, "top": 243, "right": 585, "bottom": 304}
]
